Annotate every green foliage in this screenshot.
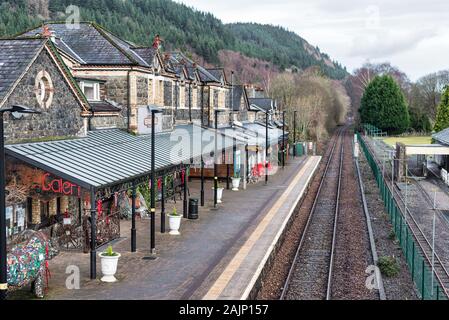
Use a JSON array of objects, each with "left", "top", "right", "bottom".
[
  {"left": 0, "top": 0, "right": 347, "bottom": 79},
  {"left": 227, "top": 23, "right": 347, "bottom": 79},
  {"left": 377, "top": 256, "right": 400, "bottom": 277},
  {"left": 409, "top": 108, "right": 432, "bottom": 133},
  {"left": 103, "top": 245, "right": 118, "bottom": 257},
  {"left": 388, "top": 229, "right": 396, "bottom": 240},
  {"left": 170, "top": 206, "right": 179, "bottom": 217},
  {"left": 434, "top": 86, "right": 449, "bottom": 132},
  {"left": 359, "top": 75, "right": 410, "bottom": 134}
]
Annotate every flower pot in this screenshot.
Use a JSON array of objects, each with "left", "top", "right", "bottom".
[
  {"left": 231, "top": 178, "right": 241, "bottom": 191},
  {"left": 217, "top": 187, "right": 224, "bottom": 203},
  {"left": 63, "top": 217, "right": 72, "bottom": 225},
  {"left": 168, "top": 214, "right": 182, "bottom": 235},
  {"left": 99, "top": 252, "right": 121, "bottom": 283}
]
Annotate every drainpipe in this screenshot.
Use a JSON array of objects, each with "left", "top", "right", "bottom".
[
  {"left": 127, "top": 70, "right": 132, "bottom": 132},
  {"left": 189, "top": 83, "right": 192, "bottom": 123}
]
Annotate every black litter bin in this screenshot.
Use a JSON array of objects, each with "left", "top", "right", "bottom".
[{"left": 188, "top": 198, "right": 199, "bottom": 220}]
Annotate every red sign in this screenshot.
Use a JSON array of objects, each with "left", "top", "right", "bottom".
[{"left": 40, "top": 173, "right": 81, "bottom": 197}]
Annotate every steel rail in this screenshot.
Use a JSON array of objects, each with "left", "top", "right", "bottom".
[
  {"left": 363, "top": 136, "right": 449, "bottom": 298},
  {"left": 280, "top": 126, "right": 345, "bottom": 300},
  {"left": 326, "top": 129, "right": 345, "bottom": 300}
]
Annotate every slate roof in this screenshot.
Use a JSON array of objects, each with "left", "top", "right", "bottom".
[
  {"left": 248, "top": 98, "right": 275, "bottom": 111},
  {"left": 433, "top": 128, "right": 449, "bottom": 146},
  {"left": 206, "top": 68, "right": 225, "bottom": 83},
  {"left": 166, "top": 52, "right": 220, "bottom": 83},
  {"left": 21, "top": 23, "right": 145, "bottom": 66},
  {"left": 0, "top": 38, "right": 46, "bottom": 103},
  {"left": 132, "top": 47, "right": 157, "bottom": 67}
]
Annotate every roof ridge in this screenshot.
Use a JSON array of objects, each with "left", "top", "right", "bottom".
[{"left": 12, "top": 21, "right": 94, "bottom": 38}]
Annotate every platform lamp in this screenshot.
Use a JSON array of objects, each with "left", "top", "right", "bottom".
[
  {"left": 148, "top": 106, "right": 162, "bottom": 255},
  {"left": 282, "top": 110, "right": 286, "bottom": 168},
  {"left": 293, "top": 110, "right": 297, "bottom": 158},
  {"left": 213, "top": 109, "right": 227, "bottom": 209},
  {"left": 0, "top": 105, "right": 41, "bottom": 300}
]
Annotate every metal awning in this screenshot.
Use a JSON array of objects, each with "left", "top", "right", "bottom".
[
  {"left": 242, "top": 122, "right": 287, "bottom": 145},
  {"left": 5, "top": 124, "right": 237, "bottom": 189},
  {"left": 404, "top": 144, "right": 449, "bottom": 156}
]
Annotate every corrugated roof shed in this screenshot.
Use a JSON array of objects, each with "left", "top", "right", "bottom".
[
  {"left": 433, "top": 127, "right": 449, "bottom": 146},
  {"left": 5, "top": 125, "right": 237, "bottom": 189}
]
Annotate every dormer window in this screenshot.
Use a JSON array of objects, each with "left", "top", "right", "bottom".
[{"left": 80, "top": 81, "right": 100, "bottom": 101}]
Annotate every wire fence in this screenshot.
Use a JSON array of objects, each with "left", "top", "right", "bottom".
[{"left": 358, "top": 127, "right": 449, "bottom": 300}]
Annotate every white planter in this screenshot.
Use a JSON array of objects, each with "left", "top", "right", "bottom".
[
  {"left": 231, "top": 178, "right": 241, "bottom": 191},
  {"left": 217, "top": 187, "right": 224, "bottom": 203},
  {"left": 99, "top": 252, "right": 121, "bottom": 283},
  {"left": 168, "top": 215, "right": 182, "bottom": 235},
  {"left": 63, "top": 217, "right": 72, "bottom": 225}
]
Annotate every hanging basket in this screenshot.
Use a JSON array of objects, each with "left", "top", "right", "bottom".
[{"left": 5, "top": 177, "right": 28, "bottom": 206}]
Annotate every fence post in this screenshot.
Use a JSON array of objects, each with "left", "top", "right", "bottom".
[
  {"left": 411, "top": 241, "right": 415, "bottom": 280},
  {"left": 405, "top": 226, "right": 408, "bottom": 263},
  {"left": 422, "top": 260, "right": 426, "bottom": 300}
]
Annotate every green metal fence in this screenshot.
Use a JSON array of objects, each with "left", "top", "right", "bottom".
[{"left": 358, "top": 132, "right": 448, "bottom": 300}]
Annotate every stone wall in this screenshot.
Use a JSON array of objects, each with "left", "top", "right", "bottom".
[
  {"left": 164, "top": 81, "right": 173, "bottom": 107},
  {"left": 92, "top": 75, "right": 129, "bottom": 130},
  {"left": 3, "top": 50, "right": 85, "bottom": 144},
  {"left": 136, "top": 76, "right": 148, "bottom": 106},
  {"left": 175, "top": 109, "right": 202, "bottom": 123},
  {"left": 91, "top": 115, "right": 125, "bottom": 129}
]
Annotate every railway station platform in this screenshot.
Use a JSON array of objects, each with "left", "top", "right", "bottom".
[
  {"left": 8, "top": 156, "right": 321, "bottom": 300},
  {"left": 202, "top": 156, "right": 321, "bottom": 300}
]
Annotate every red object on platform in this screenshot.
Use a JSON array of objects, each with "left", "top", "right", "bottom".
[{"left": 97, "top": 200, "right": 103, "bottom": 216}]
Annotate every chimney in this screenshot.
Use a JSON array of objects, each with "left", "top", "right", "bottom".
[
  {"left": 42, "top": 25, "right": 51, "bottom": 38},
  {"left": 152, "top": 34, "right": 161, "bottom": 49}
]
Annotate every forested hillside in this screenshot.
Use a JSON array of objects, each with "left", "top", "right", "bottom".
[{"left": 0, "top": 0, "right": 347, "bottom": 79}]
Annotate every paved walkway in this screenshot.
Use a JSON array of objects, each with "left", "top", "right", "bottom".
[{"left": 10, "top": 156, "right": 320, "bottom": 300}]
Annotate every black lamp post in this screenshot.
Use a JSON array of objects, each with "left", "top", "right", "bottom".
[
  {"left": 149, "top": 106, "right": 162, "bottom": 255},
  {"left": 0, "top": 105, "right": 41, "bottom": 300},
  {"left": 213, "top": 109, "right": 226, "bottom": 209},
  {"left": 282, "top": 111, "right": 286, "bottom": 168},
  {"left": 265, "top": 111, "right": 269, "bottom": 185},
  {"left": 293, "top": 110, "right": 297, "bottom": 158}
]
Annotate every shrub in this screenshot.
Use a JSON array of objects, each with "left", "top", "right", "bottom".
[{"left": 378, "top": 256, "right": 400, "bottom": 277}]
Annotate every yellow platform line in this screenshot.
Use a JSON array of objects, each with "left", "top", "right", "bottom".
[{"left": 203, "top": 157, "right": 318, "bottom": 300}]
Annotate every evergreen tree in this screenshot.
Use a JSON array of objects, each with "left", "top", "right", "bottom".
[
  {"left": 0, "top": 0, "right": 347, "bottom": 79},
  {"left": 434, "top": 86, "right": 449, "bottom": 132},
  {"left": 359, "top": 75, "right": 410, "bottom": 134}
]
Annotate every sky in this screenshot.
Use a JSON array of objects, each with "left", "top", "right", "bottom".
[{"left": 175, "top": 0, "right": 449, "bottom": 81}]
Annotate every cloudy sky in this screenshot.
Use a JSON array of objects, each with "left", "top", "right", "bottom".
[{"left": 176, "top": 0, "right": 449, "bottom": 81}]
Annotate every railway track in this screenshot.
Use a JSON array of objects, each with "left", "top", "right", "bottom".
[
  {"left": 364, "top": 136, "right": 449, "bottom": 298},
  {"left": 280, "top": 127, "right": 345, "bottom": 300}
]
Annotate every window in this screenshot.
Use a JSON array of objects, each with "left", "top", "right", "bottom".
[
  {"left": 6, "top": 204, "right": 26, "bottom": 238},
  {"left": 80, "top": 81, "right": 100, "bottom": 101},
  {"left": 35, "top": 70, "right": 54, "bottom": 108}
]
